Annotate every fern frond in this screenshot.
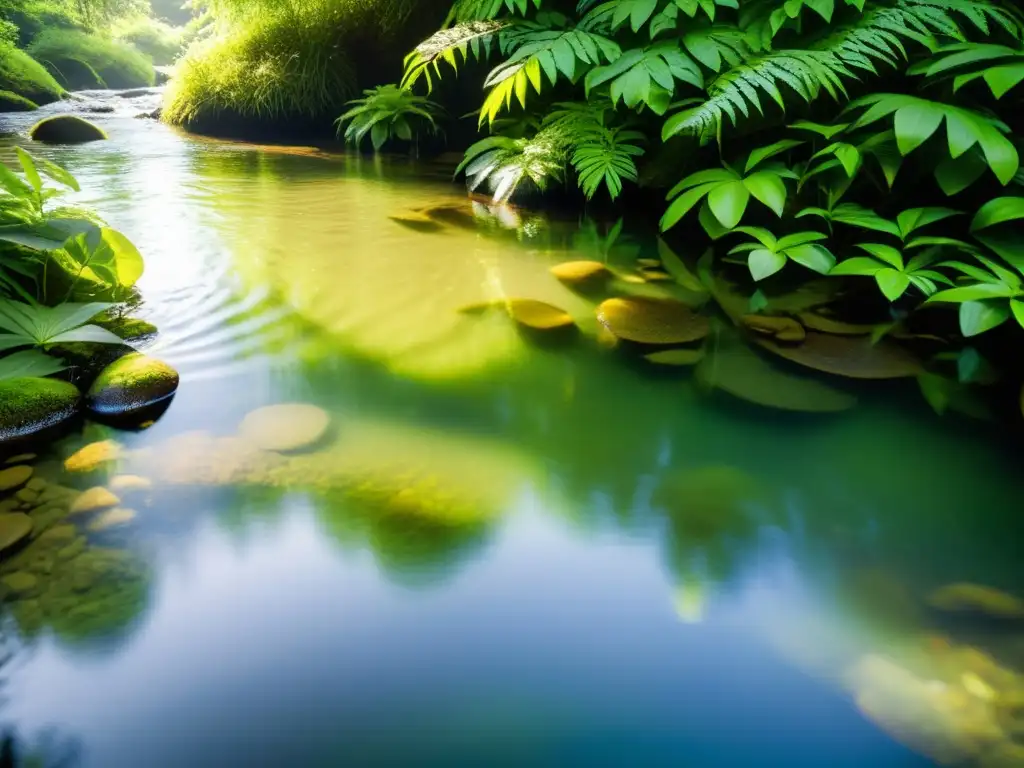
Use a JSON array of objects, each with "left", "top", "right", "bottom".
[
  {"left": 402, "top": 21, "right": 509, "bottom": 92},
  {"left": 448, "top": 0, "right": 543, "bottom": 24}
]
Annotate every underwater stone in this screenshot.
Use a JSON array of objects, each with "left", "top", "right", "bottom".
[
  {"left": 506, "top": 300, "right": 575, "bottom": 331},
  {"left": 64, "top": 440, "right": 123, "bottom": 473},
  {"left": 927, "top": 583, "right": 1024, "bottom": 619},
  {"left": 38, "top": 524, "right": 77, "bottom": 544},
  {"left": 70, "top": 487, "right": 121, "bottom": 516},
  {"left": 597, "top": 298, "right": 709, "bottom": 345},
  {"left": 88, "top": 507, "right": 137, "bottom": 532},
  {"left": 0, "top": 378, "right": 81, "bottom": 445},
  {"left": 644, "top": 348, "right": 706, "bottom": 367},
  {"left": 29, "top": 115, "right": 108, "bottom": 144},
  {"left": 87, "top": 353, "right": 179, "bottom": 418},
  {"left": 754, "top": 331, "right": 921, "bottom": 380},
  {"left": 550, "top": 261, "right": 611, "bottom": 286},
  {"left": 0, "top": 465, "right": 33, "bottom": 492},
  {"left": 0, "top": 513, "right": 32, "bottom": 552},
  {"left": 14, "top": 488, "right": 39, "bottom": 504},
  {"left": 742, "top": 314, "right": 806, "bottom": 343},
  {"left": 108, "top": 475, "right": 153, "bottom": 492},
  {"left": 239, "top": 404, "right": 331, "bottom": 453}
]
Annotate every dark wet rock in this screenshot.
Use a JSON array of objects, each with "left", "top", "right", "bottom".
[
  {"left": 0, "top": 90, "right": 39, "bottom": 112},
  {"left": 0, "top": 378, "right": 81, "bottom": 445},
  {"left": 29, "top": 115, "right": 108, "bottom": 144},
  {"left": 81, "top": 104, "right": 115, "bottom": 114},
  {"left": 0, "top": 465, "right": 33, "bottom": 492},
  {"left": 134, "top": 108, "right": 162, "bottom": 120},
  {"left": 0, "top": 513, "right": 32, "bottom": 552},
  {"left": 117, "top": 88, "right": 156, "bottom": 98},
  {"left": 86, "top": 353, "right": 179, "bottom": 420}
]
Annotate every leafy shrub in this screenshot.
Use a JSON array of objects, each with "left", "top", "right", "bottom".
[
  {"left": 0, "top": 42, "right": 63, "bottom": 104},
  {"left": 337, "top": 85, "right": 442, "bottom": 151},
  {"left": 28, "top": 28, "right": 155, "bottom": 89},
  {"left": 113, "top": 14, "right": 184, "bottom": 65}
]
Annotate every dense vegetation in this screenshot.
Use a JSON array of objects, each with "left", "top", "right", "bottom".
[
  {"left": 339, "top": 0, "right": 1024, "bottom": 388},
  {"left": 163, "top": 0, "right": 447, "bottom": 136}
]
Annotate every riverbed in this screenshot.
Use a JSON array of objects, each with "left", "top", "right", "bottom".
[{"left": 1, "top": 90, "right": 1023, "bottom": 767}]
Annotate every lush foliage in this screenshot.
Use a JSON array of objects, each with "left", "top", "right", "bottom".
[
  {"left": 28, "top": 27, "right": 155, "bottom": 88},
  {"left": 165, "top": 0, "right": 426, "bottom": 130},
  {"left": 0, "top": 299, "right": 123, "bottom": 350},
  {"left": 336, "top": 85, "right": 442, "bottom": 150},
  {"left": 113, "top": 13, "right": 184, "bottom": 64},
  {"left": 343, "top": 0, "right": 1024, "bottom": 362},
  {"left": 0, "top": 39, "right": 63, "bottom": 104}
]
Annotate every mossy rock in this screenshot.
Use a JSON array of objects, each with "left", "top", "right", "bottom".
[
  {"left": 754, "top": 331, "right": 922, "bottom": 380},
  {"left": 239, "top": 404, "right": 331, "bottom": 453},
  {"left": 0, "top": 378, "right": 81, "bottom": 445},
  {"left": 927, "top": 583, "right": 1024, "bottom": 619},
  {"left": 0, "top": 89, "right": 38, "bottom": 112},
  {"left": 1, "top": 571, "right": 38, "bottom": 597},
  {"left": 697, "top": 333, "right": 857, "bottom": 413},
  {"left": 30, "top": 115, "right": 108, "bottom": 145},
  {"left": 42, "top": 57, "right": 106, "bottom": 90},
  {"left": 86, "top": 353, "right": 179, "bottom": 419},
  {"left": 597, "top": 297, "right": 709, "bottom": 345},
  {"left": 0, "top": 513, "right": 32, "bottom": 552}
]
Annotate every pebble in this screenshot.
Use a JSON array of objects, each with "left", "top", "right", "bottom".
[
  {"left": 109, "top": 475, "right": 153, "bottom": 492},
  {"left": 64, "top": 440, "right": 122, "bottom": 473},
  {"left": 0, "top": 465, "right": 33, "bottom": 492},
  {"left": 69, "top": 487, "right": 121, "bottom": 515},
  {"left": 88, "top": 507, "right": 137, "bottom": 532}
]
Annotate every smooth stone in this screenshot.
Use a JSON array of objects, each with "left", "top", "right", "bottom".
[
  {"left": 88, "top": 508, "right": 137, "bottom": 532},
  {"left": 1, "top": 572, "right": 38, "bottom": 596},
  {"left": 753, "top": 331, "right": 922, "bottom": 379},
  {"left": 0, "top": 465, "right": 33, "bottom": 492},
  {"left": 29, "top": 115, "right": 108, "bottom": 144},
  {"left": 57, "top": 537, "right": 86, "bottom": 561},
  {"left": 14, "top": 488, "right": 39, "bottom": 504},
  {"left": 0, "top": 498, "right": 18, "bottom": 514},
  {"left": 644, "top": 348, "right": 706, "bottom": 367},
  {"left": 64, "top": 440, "right": 123, "bottom": 473},
  {"left": 87, "top": 354, "right": 180, "bottom": 418},
  {"left": 239, "top": 404, "right": 331, "bottom": 453},
  {"left": 597, "top": 298, "right": 709, "bottom": 345},
  {"left": 108, "top": 475, "right": 153, "bottom": 492},
  {"left": 25, "top": 477, "right": 47, "bottom": 492},
  {"left": 550, "top": 261, "right": 611, "bottom": 285},
  {"left": 506, "top": 300, "right": 575, "bottom": 331},
  {"left": 69, "top": 487, "right": 121, "bottom": 516},
  {"left": 38, "top": 524, "right": 77, "bottom": 544},
  {"left": 0, "top": 513, "right": 32, "bottom": 551},
  {"left": 0, "top": 378, "right": 81, "bottom": 444},
  {"left": 928, "top": 583, "right": 1024, "bottom": 619}
]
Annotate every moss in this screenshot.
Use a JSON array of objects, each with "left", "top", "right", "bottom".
[
  {"left": 87, "top": 353, "right": 179, "bottom": 418},
  {"left": 0, "top": 377, "right": 81, "bottom": 443},
  {"left": 29, "top": 114, "right": 107, "bottom": 144},
  {"left": 28, "top": 29, "right": 155, "bottom": 90},
  {"left": 0, "top": 88, "right": 38, "bottom": 111},
  {"left": 0, "top": 44, "right": 63, "bottom": 105}
]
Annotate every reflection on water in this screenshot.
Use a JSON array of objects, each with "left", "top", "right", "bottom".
[{"left": 1, "top": 94, "right": 1024, "bottom": 767}]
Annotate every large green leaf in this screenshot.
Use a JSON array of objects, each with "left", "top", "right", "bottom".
[
  {"left": 959, "top": 299, "right": 1010, "bottom": 336},
  {"left": 0, "top": 350, "right": 66, "bottom": 381},
  {"left": 707, "top": 181, "right": 750, "bottom": 229},
  {"left": 971, "top": 197, "right": 1024, "bottom": 231},
  {"left": 748, "top": 248, "right": 786, "bottom": 281}
]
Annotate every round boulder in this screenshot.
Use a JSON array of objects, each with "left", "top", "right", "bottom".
[
  {"left": 239, "top": 404, "right": 331, "bottom": 453},
  {"left": 0, "top": 378, "right": 81, "bottom": 445},
  {"left": 86, "top": 354, "right": 179, "bottom": 419},
  {"left": 29, "top": 115, "right": 108, "bottom": 144}
]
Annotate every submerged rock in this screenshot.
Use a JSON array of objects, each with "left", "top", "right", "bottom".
[
  {"left": 1, "top": 571, "right": 38, "bottom": 596},
  {"left": 0, "top": 513, "right": 32, "bottom": 552},
  {"left": 741, "top": 314, "right": 806, "bottom": 343},
  {"left": 239, "top": 404, "right": 331, "bottom": 453},
  {"left": 69, "top": 487, "right": 120, "bottom": 516},
  {"left": 506, "top": 300, "right": 575, "bottom": 332},
  {"left": 86, "top": 353, "right": 179, "bottom": 419},
  {"left": 644, "top": 348, "right": 706, "bottom": 367},
  {"left": 597, "top": 298, "right": 709, "bottom": 345},
  {"left": 0, "top": 378, "right": 81, "bottom": 444},
  {"left": 108, "top": 475, "right": 153, "bottom": 492},
  {"left": 88, "top": 508, "right": 137, "bottom": 532},
  {"left": 550, "top": 261, "right": 611, "bottom": 287},
  {"left": 0, "top": 465, "right": 33, "bottom": 492},
  {"left": 64, "top": 440, "right": 123, "bottom": 473},
  {"left": 927, "top": 583, "right": 1024, "bottom": 619},
  {"left": 753, "top": 331, "right": 921, "bottom": 380},
  {"left": 29, "top": 115, "right": 108, "bottom": 144}
]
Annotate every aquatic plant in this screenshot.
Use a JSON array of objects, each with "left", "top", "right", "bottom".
[
  {"left": 336, "top": 85, "right": 442, "bottom": 152},
  {"left": 0, "top": 300, "right": 124, "bottom": 350}
]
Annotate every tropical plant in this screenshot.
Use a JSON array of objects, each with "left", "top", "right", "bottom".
[
  {"left": 0, "top": 348, "right": 66, "bottom": 379},
  {"left": 728, "top": 227, "right": 835, "bottom": 282},
  {"left": 0, "top": 300, "right": 124, "bottom": 350},
  {"left": 336, "top": 85, "right": 442, "bottom": 151}
]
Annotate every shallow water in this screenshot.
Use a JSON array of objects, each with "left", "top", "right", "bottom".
[{"left": 1, "top": 92, "right": 1023, "bottom": 767}]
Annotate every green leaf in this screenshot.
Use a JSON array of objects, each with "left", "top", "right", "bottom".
[
  {"left": 0, "top": 350, "right": 66, "bottom": 381},
  {"left": 894, "top": 103, "right": 944, "bottom": 155},
  {"left": 743, "top": 172, "right": 786, "bottom": 217},
  {"left": 748, "top": 248, "right": 787, "bottom": 281},
  {"left": 929, "top": 283, "right": 1016, "bottom": 303},
  {"left": 47, "top": 324, "right": 125, "bottom": 345},
  {"left": 745, "top": 140, "right": 803, "bottom": 172},
  {"left": 855, "top": 243, "right": 903, "bottom": 269},
  {"left": 830, "top": 256, "right": 885, "bottom": 276},
  {"left": 14, "top": 148, "right": 42, "bottom": 195},
  {"left": 875, "top": 268, "right": 911, "bottom": 301},
  {"left": 971, "top": 197, "right": 1024, "bottom": 231},
  {"left": 786, "top": 244, "right": 835, "bottom": 274},
  {"left": 935, "top": 152, "right": 988, "bottom": 196},
  {"left": 707, "top": 180, "right": 750, "bottom": 229},
  {"left": 959, "top": 299, "right": 1010, "bottom": 337},
  {"left": 1011, "top": 298, "right": 1024, "bottom": 329}
]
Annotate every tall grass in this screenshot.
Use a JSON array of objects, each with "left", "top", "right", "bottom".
[
  {"left": 0, "top": 42, "right": 63, "bottom": 104},
  {"left": 28, "top": 27, "right": 155, "bottom": 88},
  {"left": 163, "top": 0, "right": 431, "bottom": 133}
]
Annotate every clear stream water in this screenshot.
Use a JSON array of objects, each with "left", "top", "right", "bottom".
[{"left": 1, "top": 91, "right": 1023, "bottom": 767}]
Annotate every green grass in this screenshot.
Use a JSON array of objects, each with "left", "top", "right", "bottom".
[
  {"left": 0, "top": 88, "right": 38, "bottom": 110},
  {"left": 163, "top": 0, "right": 424, "bottom": 133},
  {"left": 113, "top": 15, "right": 184, "bottom": 66},
  {"left": 0, "top": 43, "right": 63, "bottom": 104},
  {"left": 28, "top": 28, "right": 155, "bottom": 90}
]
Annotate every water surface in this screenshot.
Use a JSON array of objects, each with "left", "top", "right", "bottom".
[{"left": 1, "top": 92, "right": 1022, "bottom": 767}]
